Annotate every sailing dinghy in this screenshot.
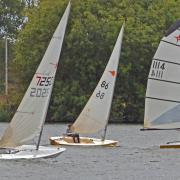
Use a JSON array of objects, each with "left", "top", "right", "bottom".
[
  {"left": 143, "top": 20, "right": 180, "bottom": 148},
  {"left": 50, "top": 22, "right": 125, "bottom": 147},
  {"left": 0, "top": 1, "right": 71, "bottom": 159}
]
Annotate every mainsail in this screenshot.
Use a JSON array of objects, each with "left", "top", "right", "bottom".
[
  {"left": 72, "top": 23, "right": 125, "bottom": 134},
  {"left": 0, "top": 2, "right": 71, "bottom": 147},
  {"left": 144, "top": 20, "right": 180, "bottom": 129}
]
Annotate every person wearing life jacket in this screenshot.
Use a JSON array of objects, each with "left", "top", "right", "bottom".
[{"left": 65, "top": 124, "right": 80, "bottom": 143}]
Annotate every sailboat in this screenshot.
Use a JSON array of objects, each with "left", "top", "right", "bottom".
[
  {"left": 50, "top": 22, "right": 125, "bottom": 147},
  {"left": 0, "top": 1, "right": 71, "bottom": 159},
  {"left": 143, "top": 20, "right": 180, "bottom": 148}
]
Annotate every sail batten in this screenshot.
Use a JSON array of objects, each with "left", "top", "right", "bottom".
[
  {"left": 146, "top": 96, "right": 180, "bottom": 104},
  {"left": 72, "top": 23, "right": 125, "bottom": 134},
  {"left": 161, "top": 40, "right": 180, "bottom": 47},
  {"left": 148, "top": 78, "right": 180, "bottom": 85},
  {"left": 0, "top": 2, "right": 71, "bottom": 147},
  {"left": 144, "top": 20, "right": 180, "bottom": 129},
  {"left": 153, "top": 58, "right": 180, "bottom": 66}
]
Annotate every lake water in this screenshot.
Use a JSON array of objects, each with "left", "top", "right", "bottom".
[{"left": 0, "top": 123, "right": 180, "bottom": 180}]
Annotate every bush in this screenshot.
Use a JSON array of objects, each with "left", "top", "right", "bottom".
[{"left": 0, "top": 110, "right": 9, "bottom": 122}]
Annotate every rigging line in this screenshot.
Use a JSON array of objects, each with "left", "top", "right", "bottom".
[
  {"left": 148, "top": 78, "right": 180, "bottom": 85},
  {"left": 153, "top": 58, "right": 180, "bottom": 66},
  {"left": 161, "top": 40, "right": 180, "bottom": 47},
  {"left": 146, "top": 96, "right": 180, "bottom": 104}
]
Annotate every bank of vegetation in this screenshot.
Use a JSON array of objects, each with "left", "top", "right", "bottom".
[{"left": 0, "top": 0, "right": 179, "bottom": 123}]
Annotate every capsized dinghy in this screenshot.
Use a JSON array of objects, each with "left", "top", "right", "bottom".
[
  {"left": 50, "top": 22, "right": 125, "bottom": 147},
  {"left": 0, "top": 1, "right": 71, "bottom": 159},
  {"left": 143, "top": 20, "right": 180, "bottom": 148}
]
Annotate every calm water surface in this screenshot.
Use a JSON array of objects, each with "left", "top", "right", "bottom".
[{"left": 0, "top": 123, "right": 180, "bottom": 180}]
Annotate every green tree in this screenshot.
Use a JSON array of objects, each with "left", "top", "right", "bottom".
[
  {"left": 13, "top": 0, "right": 180, "bottom": 123},
  {"left": 0, "top": 0, "right": 25, "bottom": 38},
  {"left": 0, "top": 0, "right": 25, "bottom": 121}
]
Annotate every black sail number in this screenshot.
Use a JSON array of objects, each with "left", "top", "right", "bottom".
[
  {"left": 96, "top": 81, "right": 109, "bottom": 100},
  {"left": 150, "top": 60, "right": 166, "bottom": 79},
  {"left": 101, "top": 81, "right": 109, "bottom": 89},
  {"left": 30, "top": 87, "right": 49, "bottom": 97},
  {"left": 96, "top": 91, "right": 105, "bottom": 99},
  {"left": 30, "top": 75, "right": 53, "bottom": 98}
]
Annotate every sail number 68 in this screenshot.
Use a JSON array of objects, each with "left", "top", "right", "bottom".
[{"left": 96, "top": 91, "right": 105, "bottom": 99}]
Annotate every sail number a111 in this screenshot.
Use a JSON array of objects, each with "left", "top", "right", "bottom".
[
  {"left": 96, "top": 81, "right": 109, "bottom": 99},
  {"left": 30, "top": 76, "right": 54, "bottom": 97},
  {"left": 150, "top": 60, "right": 166, "bottom": 79}
]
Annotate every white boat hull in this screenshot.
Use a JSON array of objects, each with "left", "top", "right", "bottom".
[
  {"left": 49, "top": 136, "right": 118, "bottom": 147},
  {"left": 0, "top": 145, "right": 66, "bottom": 160}
]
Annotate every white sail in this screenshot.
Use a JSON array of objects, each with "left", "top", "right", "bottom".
[
  {"left": 0, "top": 2, "right": 71, "bottom": 147},
  {"left": 144, "top": 20, "right": 180, "bottom": 129},
  {"left": 72, "top": 23, "right": 125, "bottom": 134}
]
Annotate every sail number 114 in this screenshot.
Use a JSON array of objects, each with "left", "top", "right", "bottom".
[{"left": 150, "top": 60, "right": 166, "bottom": 79}]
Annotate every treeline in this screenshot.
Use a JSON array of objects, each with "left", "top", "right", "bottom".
[{"left": 0, "top": 0, "right": 179, "bottom": 123}]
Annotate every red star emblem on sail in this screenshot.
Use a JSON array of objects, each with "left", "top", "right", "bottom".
[
  {"left": 109, "top": 70, "right": 116, "bottom": 77},
  {"left": 175, "top": 35, "right": 180, "bottom": 42}
]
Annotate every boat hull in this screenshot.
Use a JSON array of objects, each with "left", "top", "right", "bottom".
[
  {"left": 0, "top": 145, "right": 66, "bottom": 160},
  {"left": 160, "top": 142, "right": 180, "bottom": 149},
  {"left": 49, "top": 136, "right": 118, "bottom": 147}
]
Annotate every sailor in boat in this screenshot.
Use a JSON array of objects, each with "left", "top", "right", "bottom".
[{"left": 65, "top": 124, "right": 80, "bottom": 143}]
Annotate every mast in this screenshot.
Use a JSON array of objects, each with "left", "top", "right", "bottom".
[
  {"left": 36, "top": 127, "right": 43, "bottom": 150},
  {"left": 36, "top": 84, "right": 54, "bottom": 150},
  {"left": 101, "top": 72, "right": 117, "bottom": 141}
]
